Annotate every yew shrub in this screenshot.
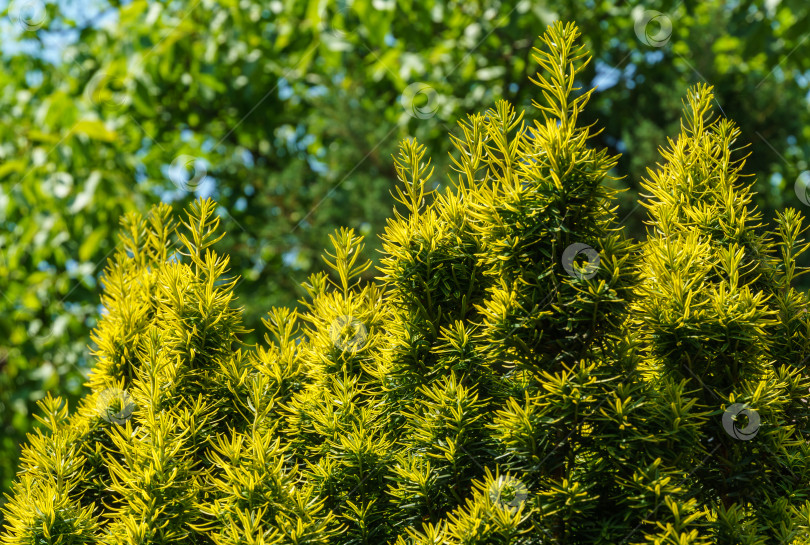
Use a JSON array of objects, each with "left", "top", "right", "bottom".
[{"left": 3, "top": 22, "right": 810, "bottom": 545}]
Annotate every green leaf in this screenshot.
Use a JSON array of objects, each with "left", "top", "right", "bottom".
[
  {"left": 79, "top": 228, "right": 106, "bottom": 262},
  {"left": 72, "top": 120, "right": 117, "bottom": 142}
]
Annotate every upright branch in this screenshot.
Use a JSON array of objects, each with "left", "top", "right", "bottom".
[
  {"left": 392, "top": 137, "right": 436, "bottom": 222},
  {"left": 529, "top": 21, "right": 593, "bottom": 133}
]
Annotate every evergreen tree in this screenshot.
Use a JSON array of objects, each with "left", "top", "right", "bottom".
[{"left": 3, "top": 21, "right": 810, "bottom": 545}]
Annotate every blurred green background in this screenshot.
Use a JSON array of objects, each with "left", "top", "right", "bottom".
[{"left": 1, "top": 0, "right": 809, "bottom": 511}]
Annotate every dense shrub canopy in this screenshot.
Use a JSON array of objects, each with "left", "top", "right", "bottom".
[
  {"left": 3, "top": 22, "right": 810, "bottom": 545},
  {"left": 5, "top": 0, "right": 810, "bottom": 502}
]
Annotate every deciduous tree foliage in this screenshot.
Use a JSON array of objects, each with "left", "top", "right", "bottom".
[{"left": 3, "top": 22, "right": 810, "bottom": 544}]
